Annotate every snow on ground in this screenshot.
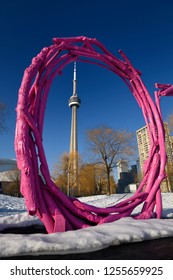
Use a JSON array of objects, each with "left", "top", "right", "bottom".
[{"left": 0, "top": 193, "right": 173, "bottom": 257}]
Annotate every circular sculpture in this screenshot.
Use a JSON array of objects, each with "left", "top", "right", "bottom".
[{"left": 15, "top": 36, "right": 173, "bottom": 233}]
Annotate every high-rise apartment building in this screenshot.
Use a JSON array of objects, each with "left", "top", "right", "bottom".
[
  {"left": 136, "top": 123, "right": 173, "bottom": 192},
  {"left": 136, "top": 125, "right": 150, "bottom": 172}
]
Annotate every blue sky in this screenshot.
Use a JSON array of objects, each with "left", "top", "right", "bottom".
[{"left": 0, "top": 0, "right": 173, "bottom": 172}]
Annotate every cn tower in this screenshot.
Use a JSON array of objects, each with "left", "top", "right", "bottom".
[{"left": 68, "top": 62, "right": 81, "bottom": 195}]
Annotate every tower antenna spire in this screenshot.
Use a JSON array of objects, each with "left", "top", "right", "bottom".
[
  {"left": 68, "top": 61, "right": 81, "bottom": 196},
  {"left": 73, "top": 61, "right": 77, "bottom": 96}
]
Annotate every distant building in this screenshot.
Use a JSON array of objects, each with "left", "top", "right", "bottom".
[
  {"left": 117, "top": 161, "right": 138, "bottom": 193},
  {"left": 117, "top": 160, "right": 128, "bottom": 180},
  {"left": 127, "top": 184, "right": 138, "bottom": 193},
  {"left": 136, "top": 123, "right": 173, "bottom": 192},
  {"left": 136, "top": 126, "right": 150, "bottom": 170},
  {"left": 130, "top": 164, "right": 138, "bottom": 180},
  {"left": 0, "top": 158, "right": 18, "bottom": 194},
  {"left": 117, "top": 172, "right": 133, "bottom": 193},
  {"left": 136, "top": 159, "right": 141, "bottom": 175}
]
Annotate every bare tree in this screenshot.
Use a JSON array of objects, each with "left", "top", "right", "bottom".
[
  {"left": 94, "top": 164, "right": 107, "bottom": 194},
  {"left": 87, "top": 126, "right": 135, "bottom": 194}
]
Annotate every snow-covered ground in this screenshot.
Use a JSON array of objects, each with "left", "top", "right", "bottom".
[{"left": 0, "top": 193, "right": 173, "bottom": 258}]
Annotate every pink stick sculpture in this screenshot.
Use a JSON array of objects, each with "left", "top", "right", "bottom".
[{"left": 15, "top": 36, "right": 172, "bottom": 233}]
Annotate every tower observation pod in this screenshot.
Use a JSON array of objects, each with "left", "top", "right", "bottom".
[{"left": 68, "top": 62, "right": 81, "bottom": 196}]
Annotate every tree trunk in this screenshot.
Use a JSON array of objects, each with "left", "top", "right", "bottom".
[{"left": 107, "top": 169, "right": 111, "bottom": 195}]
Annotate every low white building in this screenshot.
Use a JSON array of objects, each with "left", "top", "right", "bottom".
[
  {"left": 0, "top": 158, "right": 18, "bottom": 193},
  {"left": 125, "top": 184, "right": 138, "bottom": 193}
]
